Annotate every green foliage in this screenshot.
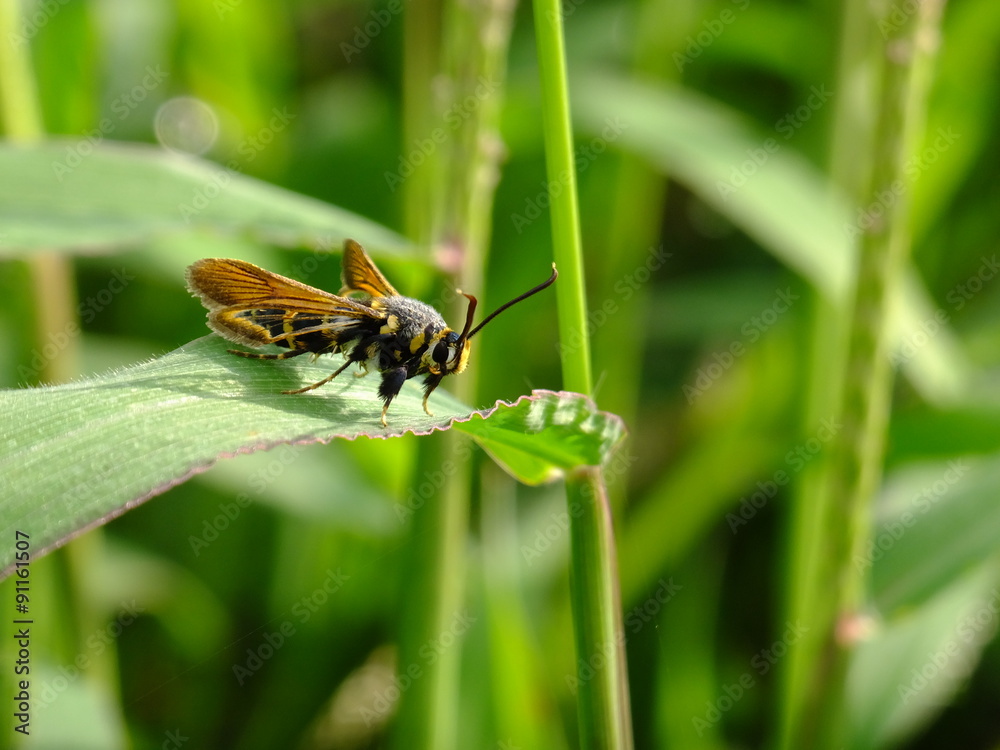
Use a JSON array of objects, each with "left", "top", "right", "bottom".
[
  {"left": 0, "top": 141, "right": 408, "bottom": 254},
  {"left": 2, "top": 0, "right": 1000, "bottom": 748},
  {"left": 0, "top": 335, "right": 624, "bottom": 576}
]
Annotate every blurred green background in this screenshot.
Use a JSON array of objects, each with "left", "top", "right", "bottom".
[{"left": 2, "top": 0, "right": 1000, "bottom": 748}]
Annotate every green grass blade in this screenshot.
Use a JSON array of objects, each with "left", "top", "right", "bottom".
[
  {"left": 869, "top": 458, "right": 1000, "bottom": 614},
  {"left": 531, "top": 1, "right": 633, "bottom": 747},
  {"left": 0, "top": 141, "right": 409, "bottom": 255},
  {"left": 847, "top": 560, "right": 1000, "bottom": 748},
  {"left": 572, "top": 72, "right": 852, "bottom": 302}
]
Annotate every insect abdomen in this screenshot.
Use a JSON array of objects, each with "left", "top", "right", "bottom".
[{"left": 226, "top": 309, "right": 379, "bottom": 352}]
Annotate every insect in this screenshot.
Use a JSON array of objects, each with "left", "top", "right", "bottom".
[{"left": 186, "top": 239, "right": 557, "bottom": 427}]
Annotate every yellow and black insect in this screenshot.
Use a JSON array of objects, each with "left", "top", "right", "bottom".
[{"left": 186, "top": 240, "right": 557, "bottom": 426}]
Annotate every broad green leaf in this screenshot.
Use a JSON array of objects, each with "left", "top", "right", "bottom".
[
  {"left": 868, "top": 456, "right": 1000, "bottom": 614},
  {"left": 0, "top": 337, "right": 624, "bottom": 577},
  {"left": 847, "top": 561, "right": 1000, "bottom": 749},
  {"left": 31, "top": 662, "right": 127, "bottom": 749},
  {"left": 454, "top": 390, "right": 627, "bottom": 486},
  {"left": 0, "top": 141, "right": 408, "bottom": 255},
  {"left": 572, "top": 74, "right": 974, "bottom": 405},
  {"left": 573, "top": 72, "right": 853, "bottom": 300}
]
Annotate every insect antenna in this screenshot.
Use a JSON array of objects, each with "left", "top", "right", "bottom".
[
  {"left": 455, "top": 292, "right": 478, "bottom": 344},
  {"left": 457, "top": 263, "right": 558, "bottom": 345}
]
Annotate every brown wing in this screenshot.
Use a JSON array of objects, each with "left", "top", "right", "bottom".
[
  {"left": 186, "top": 258, "right": 348, "bottom": 309},
  {"left": 339, "top": 239, "right": 399, "bottom": 298},
  {"left": 186, "top": 258, "right": 384, "bottom": 347}
]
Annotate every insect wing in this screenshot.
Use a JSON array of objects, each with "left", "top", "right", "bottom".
[
  {"left": 186, "top": 258, "right": 384, "bottom": 347},
  {"left": 186, "top": 258, "right": 342, "bottom": 309},
  {"left": 339, "top": 239, "right": 399, "bottom": 298}
]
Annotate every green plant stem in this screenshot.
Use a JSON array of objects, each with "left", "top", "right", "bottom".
[
  {"left": 438, "top": 0, "right": 514, "bottom": 290},
  {"left": 788, "top": 1, "right": 947, "bottom": 746},
  {"left": 531, "top": 0, "right": 590, "bottom": 396},
  {"left": 779, "top": 0, "right": 875, "bottom": 739},
  {"left": 0, "top": 2, "right": 80, "bottom": 386},
  {"left": 532, "top": 1, "right": 633, "bottom": 747},
  {"left": 0, "top": 4, "right": 43, "bottom": 139},
  {"left": 395, "top": 0, "right": 515, "bottom": 748},
  {"left": 401, "top": 0, "right": 442, "bottom": 245},
  {"left": 566, "top": 467, "right": 634, "bottom": 749}
]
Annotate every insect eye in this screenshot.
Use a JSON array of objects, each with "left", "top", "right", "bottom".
[{"left": 432, "top": 341, "right": 450, "bottom": 365}]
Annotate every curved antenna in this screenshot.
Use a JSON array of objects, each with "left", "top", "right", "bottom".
[
  {"left": 465, "top": 263, "right": 558, "bottom": 341},
  {"left": 455, "top": 292, "right": 478, "bottom": 345}
]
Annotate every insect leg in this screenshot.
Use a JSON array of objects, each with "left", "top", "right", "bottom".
[
  {"left": 282, "top": 358, "right": 355, "bottom": 395},
  {"left": 377, "top": 367, "right": 408, "bottom": 427},
  {"left": 421, "top": 374, "right": 444, "bottom": 417},
  {"left": 228, "top": 348, "right": 309, "bottom": 361}
]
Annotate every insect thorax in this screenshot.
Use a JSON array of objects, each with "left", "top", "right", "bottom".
[{"left": 375, "top": 295, "right": 448, "bottom": 340}]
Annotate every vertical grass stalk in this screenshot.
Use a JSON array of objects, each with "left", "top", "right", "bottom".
[
  {"left": 779, "top": 0, "right": 876, "bottom": 739},
  {"left": 0, "top": 1, "right": 80, "bottom": 386},
  {"left": 394, "top": 0, "right": 515, "bottom": 748},
  {"left": 531, "top": 0, "right": 633, "bottom": 747},
  {"left": 787, "top": 1, "right": 948, "bottom": 746}
]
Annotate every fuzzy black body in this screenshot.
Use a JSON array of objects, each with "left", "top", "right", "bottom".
[{"left": 275, "top": 294, "right": 460, "bottom": 409}]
